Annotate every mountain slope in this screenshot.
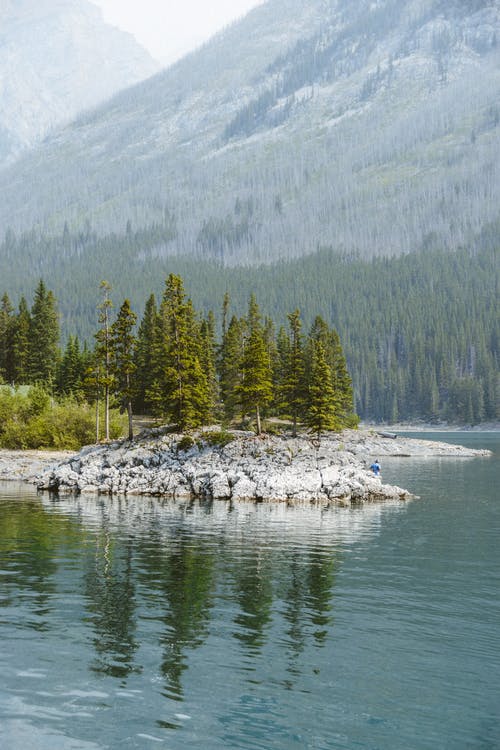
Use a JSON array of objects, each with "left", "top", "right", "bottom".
[
  {"left": 0, "top": 0, "right": 159, "bottom": 164},
  {"left": 0, "top": 0, "right": 498, "bottom": 263}
]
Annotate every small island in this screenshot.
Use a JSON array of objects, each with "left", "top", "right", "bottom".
[
  {"left": 0, "top": 277, "right": 493, "bottom": 505},
  {"left": 28, "top": 428, "right": 488, "bottom": 506}
]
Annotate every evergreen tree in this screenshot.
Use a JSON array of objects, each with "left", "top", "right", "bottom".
[
  {"left": 57, "top": 336, "right": 86, "bottom": 397},
  {"left": 94, "top": 281, "right": 113, "bottom": 441},
  {"left": 218, "top": 315, "right": 245, "bottom": 422},
  {"left": 110, "top": 299, "right": 137, "bottom": 440},
  {"left": 282, "top": 309, "right": 307, "bottom": 436},
  {"left": 329, "top": 327, "right": 356, "bottom": 425},
  {"left": 237, "top": 295, "right": 273, "bottom": 434},
  {"left": 274, "top": 324, "right": 291, "bottom": 414},
  {"left": 157, "top": 274, "right": 212, "bottom": 430},
  {"left": 133, "top": 293, "right": 158, "bottom": 414},
  {"left": 28, "top": 280, "right": 60, "bottom": 386},
  {"left": 304, "top": 340, "right": 338, "bottom": 436},
  {"left": 0, "top": 293, "right": 14, "bottom": 383},
  {"left": 307, "top": 316, "right": 355, "bottom": 427},
  {"left": 11, "top": 297, "right": 30, "bottom": 384},
  {"left": 200, "top": 311, "right": 219, "bottom": 417}
]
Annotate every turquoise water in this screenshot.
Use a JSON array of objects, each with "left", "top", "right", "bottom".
[{"left": 0, "top": 433, "right": 498, "bottom": 749}]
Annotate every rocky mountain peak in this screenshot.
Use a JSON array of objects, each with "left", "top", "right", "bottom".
[{"left": 0, "top": 0, "right": 159, "bottom": 163}]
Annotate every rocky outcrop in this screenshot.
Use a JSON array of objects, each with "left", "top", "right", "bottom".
[
  {"left": 0, "top": 449, "right": 72, "bottom": 482},
  {"left": 33, "top": 428, "right": 453, "bottom": 506}
]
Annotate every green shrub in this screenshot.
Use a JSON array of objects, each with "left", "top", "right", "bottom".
[
  {"left": 0, "top": 389, "right": 127, "bottom": 450},
  {"left": 177, "top": 435, "right": 195, "bottom": 452},
  {"left": 201, "top": 429, "right": 235, "bottom": 448}
]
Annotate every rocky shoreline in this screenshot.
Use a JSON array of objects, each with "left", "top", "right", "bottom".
[{"left": 11, "top": 427, "right": 487, "bottom": 507}]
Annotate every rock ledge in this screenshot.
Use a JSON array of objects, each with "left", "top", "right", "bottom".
[{"left": 33, "top": 427, "right": 491, "bottom": 506}]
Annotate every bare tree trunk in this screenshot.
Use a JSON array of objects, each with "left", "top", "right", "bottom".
[
  {"left": 127, "top": 400, "right": 133, "bottom": 441},
  {"left": 256, "top": 404, "right": 261, "bottom": 435}
]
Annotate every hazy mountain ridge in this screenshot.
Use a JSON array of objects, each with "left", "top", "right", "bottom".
[
  {"left": 0, "top": 0, "right": 498, "bottom": 263},
  {"left": 0, "top": 0, "right": 159, "bottom": 164}
]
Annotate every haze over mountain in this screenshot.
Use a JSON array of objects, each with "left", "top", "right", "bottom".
[
  {"left": 0, "top": 0, "right": 498, "bottom": 265},
  {"left": 0, "top": 0, "right": 159, "bottom": 164}
]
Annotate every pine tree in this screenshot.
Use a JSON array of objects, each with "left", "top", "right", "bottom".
[
  {"left": 57, "top": 336, "right": 85, "bottom": 397},
  {"left": 200, "top": 311, "right": 219, "bottom": 417},
  {"left": 282, "top": 309, "right": 307, "bottom": 436},
  {"left": 0, "top": 293, "right": 14, "bottom": 383},
  {"left": 304, "top": 340, "right": 338, "bottom": 437},
  {"left": 158, "top": 274, "right": 212, "bottom": 430},
  {"left": 329, "top": 327, "right": 355, "bottom": 424},
  {"left": 11, "top": 297, "right": 30, "bottom": 384},
  {"left": 133, "top": 293, "right": 158, "bottom": 414},
  {"left": 218, "top": 315, "right": 245, "bottom": 422},
  {"left": 110, "top": 299, "right": 137, "bottom": 440},
  {"left": 307, "top": 316, "right": 356, "bottom": 428},
  {"left": 274, "top": 324, "right": 291, "bottom": 415},
  {"left": 28, "top": 280, "right": 60, "bottom": 387},
  {"left": 237, "top": 295, "right": 273, "bottom": 434},
  {"left": 94, "top": 281, "right": 113, "bottom": 441}
]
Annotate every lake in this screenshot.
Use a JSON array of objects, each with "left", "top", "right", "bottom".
[{"left": 0, "top": 432, "right": 498, "bottom": 749}]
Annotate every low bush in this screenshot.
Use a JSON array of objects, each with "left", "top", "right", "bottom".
[
  {"left": 0, "top": 388, "right": 126, "bottom": 449},
  {"left": 201, "top": 429, "right": 235, "bottom": 448},
  {"left": 177, "top": 435, "right": 195, "bottom": 452}
]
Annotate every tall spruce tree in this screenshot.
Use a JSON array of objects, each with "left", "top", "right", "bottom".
[
  {"left": 158, "top": 274, "right": 212, "bottom": 430},
  {"left": 200, "top": 311, "right": 219, "bottom": 417},
  {"left": 308, "top": 316, "right": 355, "bottom": 428},
  {"left": 11, "top": 297, "right": 30, "bottom": 384},
  {"left": 274, "top": 324, "right": 291, "bottom": 415},
  {"left": 94, "top": 281, "right": 113, "bottom": 441},
  {"left": 57, "top": 336, "right": 86, "bottom": 397},
  {"left": 28, "top": 280, "right": 60, "bottom": 386},
  {"left": 237, "top": 295, "right": 273, "bottom": 434},
  {"left": 304, "top": 339, "right": 338, "bottom": 436},
  {"left": 110, "top": 299, "right": 137, "bottom": 440},
  {"left": 283, "top": 309, "right": 307, "bottom": 436},
  {"left": 218, "top": 314, "right": 245, "bottom": 422},
  {"left": 133, "top": 293, "right": 158, "bottom": 414},
  {"left": 0, "top": 293, "right": 14, "bottom": 383}
]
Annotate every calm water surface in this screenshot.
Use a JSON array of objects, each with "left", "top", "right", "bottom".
[{"left": 0, "top": 433, "right": 498, "bottom": 749}]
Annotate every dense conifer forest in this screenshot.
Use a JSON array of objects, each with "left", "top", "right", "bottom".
[
  {"left": 0, "top": 275, "right": 358, "bottom": 447},
  {"left": 0, "top": 231, "right": 497, "bottom": 427}
]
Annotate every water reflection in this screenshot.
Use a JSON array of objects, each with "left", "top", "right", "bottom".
[
  {"left": 84, "top": 523, "right": 139, "bottom": 681},
  {"left": 0, "top": 436, "right": 497, "bottom": 750},
  {"left": 39, "top": 493, "right": 396, "bottom": 698},
  {"left": 137, "top": 532, "right": 217, "bottom": 702},
  {"left": 1, "top": 486, "right": 403, "bottom": 715}
]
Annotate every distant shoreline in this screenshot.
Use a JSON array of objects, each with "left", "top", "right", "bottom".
[{"left": 362, "top": 423, "right": 500, "bottom": 433}]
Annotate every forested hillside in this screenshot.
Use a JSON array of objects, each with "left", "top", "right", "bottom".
[
  {"left": 1, "top": 227, "right": 497, "bottom": 426},
  {"left": 0, "top": 0, "right": 498, "bottom": 262},
  {"left": 0, "top": 0, "right": 497, "bottom": 426}
]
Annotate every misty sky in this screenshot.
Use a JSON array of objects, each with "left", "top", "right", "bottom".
[{"left": 91, "top": 0, "right": 265, "bottom": 65}]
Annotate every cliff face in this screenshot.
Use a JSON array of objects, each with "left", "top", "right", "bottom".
[{"left": 0, "top": 0, "right": 159, "bottom": 164}]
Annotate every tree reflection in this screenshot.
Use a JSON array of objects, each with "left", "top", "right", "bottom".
[
  {"left": 232, "top": 550, "right": 274, "bottom": 653},
  {"left": 306, "top": 549, "right": 337, "bottom": 645},
  {"left": 137, "top": 528, "right": 217, "bottom": 702},
  {"left": 84, "top": 520, "right": 139, "bottom": 681},
  {"left": 0, "top": 498, "right": 74, "bottom": 630}
]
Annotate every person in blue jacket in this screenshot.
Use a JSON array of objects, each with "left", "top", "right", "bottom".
[{"left": 370, "top": 459, "right": 381, "bottom": 477}]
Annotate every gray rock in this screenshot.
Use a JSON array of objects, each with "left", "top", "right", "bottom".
[{"left": 27, "top": 428, "right": 492, "bottom": 506}]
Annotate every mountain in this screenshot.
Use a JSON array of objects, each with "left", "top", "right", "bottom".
[
  {"left": 0, "top": 0, "right": 498, "bottom": 265},
  {"left": 0, "top": 0, "right": 159, "bottom": 164}
]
